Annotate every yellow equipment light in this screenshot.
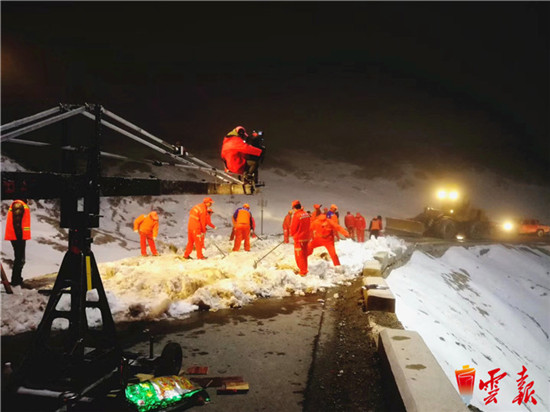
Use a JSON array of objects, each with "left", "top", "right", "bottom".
[
  {"left": 449, "top": 191, "right": 459, "bottom": 200},
  {"left": 437, "top": 190, "right": 447, "bottom": 199}
]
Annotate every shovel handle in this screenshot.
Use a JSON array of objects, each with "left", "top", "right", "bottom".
[{"left": 253, "top": 240, "right": 284, "bottom": 268}]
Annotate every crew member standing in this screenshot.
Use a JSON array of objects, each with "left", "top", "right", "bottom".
[
  {"left": 183, "top": 197, "right": 214, "bottom": 259},
  {"left": 134, "top": 211, "right": 159, "bottom": 256},
  {"left": 309, "top": 204, "right": 323, "bottom": 238},
  {"left": 326, "top": 204, "right": 340, "bottom": 241},
  {"left": 308, "top": 214, "right": 349, "bottom": 266},
  {"left": 289, "top": 200, "right": 311, "bottom": 276},
  {"left": 344, "top": 211, "right": 356, "bottom": 241},
  {"left": 282, "top": 210, "right": 292, "bottom": 244},
  {"left": 4, "top": 199, "right": 31, "bottom": 286},
  {"left": 232, "top": 203, "right": 255, "bottom": 252},
  {"left": 355, "top": 212, "right": 367, "bottom": 242},
  {"left": 369, "top": 215, "right": 383, "bottom": 239}
]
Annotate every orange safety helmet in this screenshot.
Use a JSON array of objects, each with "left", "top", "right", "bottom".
[
  {"left": 330, "top": 204, "right": 338, "bottom": 210},
  {"left": 313, "top": 204, "right": 321, "bottom": 209},
  {"left": 243, "top": 203, "right": 250, "bottom": 209},
  {"left": 204, "top": 197, "right": 214, "bottom": 204},
  {"left": 292, "top": 200, "right": 301, "bottom": 208}
]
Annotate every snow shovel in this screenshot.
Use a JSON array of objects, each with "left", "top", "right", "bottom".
[
  {"left": 210, "top": 238, "right": 227, "bottom": 258},
  {"left": 253, "top": 240, "right": 285, "bottom": 268}
]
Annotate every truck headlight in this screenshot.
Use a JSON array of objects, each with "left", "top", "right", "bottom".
[{"left": 503, "top": 221, "right": 514, "bottom": 231}]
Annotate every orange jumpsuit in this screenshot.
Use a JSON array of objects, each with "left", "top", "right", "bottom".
[
  {"left": 290, "top": 209, "right": 311, "bottom": 276},
  {"left": 344, "top": 212, "right": 356, "bottom": 241},
  {"left": 355, "top": 213, "right": 367, "bottom": 242},
  {"left": 134, "top": 212, "right": 159, "bottom": 256},
  {"left": 282, "top": 212, "right": 292, "bottom": 244},
  {"left": 326, "top": 209, "right": 340, "bottom": 241},
  {"left": 308, "top": 215, "right": 349, "bottom": 266},
  {"left": 184, "top": 202, "right": 209, "bottom": 259},
  {"left": 233, "top": 207, "right": 255, "bottom": 251}
]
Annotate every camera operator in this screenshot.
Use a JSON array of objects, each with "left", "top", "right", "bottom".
[{"left": 245, "top": 130, "right": 266, "bottom": 184}]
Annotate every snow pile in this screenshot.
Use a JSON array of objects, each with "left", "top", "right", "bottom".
[
  {"left": 1, "top": 235, "right": 407, "bottom": 335},
  {"left": 387, "top": 244, "right": 550, "bottom": 412}
]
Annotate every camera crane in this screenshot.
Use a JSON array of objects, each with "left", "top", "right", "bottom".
[{"left": 1, "top": 103, "right": 258, "bottom": 407}]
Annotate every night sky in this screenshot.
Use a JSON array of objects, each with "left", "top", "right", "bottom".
[{"left": 1, "top": 2, "right": 548, "bottom": 180}]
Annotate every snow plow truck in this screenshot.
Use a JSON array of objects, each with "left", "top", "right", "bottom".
[{"left": 386, "top": 188, "right": 491, "bottom": 240}]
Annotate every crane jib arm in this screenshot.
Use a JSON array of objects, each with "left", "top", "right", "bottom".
[{"left": 1, "top": 171, "right": 249, "bottom": 200}]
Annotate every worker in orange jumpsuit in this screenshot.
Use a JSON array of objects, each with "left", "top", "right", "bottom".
[
  {"left": 183, "top": 197, "right": 214, "bottom": 259},
  {"left": 369, "top": 215, "right": 383, "bottom": 239},
  {"left": 326, "top": 204, "right": 341, "bottom": 241},
  {"left": 4, "top": 199, "right": 31, "bottom": 286},
  {"left": 282, "top": 210, "right": 292, "bottom": 244},
  {"left": 344, "top": 211, "right": 356, "bottom": 241},
  {"left": 308, "top": 214, "right": 349, "bottom": 266},
  {"left": 309, "top": 204, "right": 323, "bottom": 239},
  {"left": 221, "top": 126, "right": 264, "bottom": 176},
  {"left": 134, "top": 211, "right": 160, "bottom": 256},
  {"left": 355, "top": 212, "right": 367, "bottom": 242},
  {"left": 289, "top": 200, "right": 311, "bottom": 276},
  {"left": 232, "top": 203, "right": 255, "bottom": 252}
]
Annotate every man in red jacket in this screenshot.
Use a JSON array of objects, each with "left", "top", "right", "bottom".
[
  {"left": 290, "top": 200, "right": 311, "bottom": 276},
  {"left": 355, "top": 212, "right": 367, "bottom": 242},
  {"left": 4, "top": 199, "right": 31, "bottom": 286},
  {"left": 344, "top": 211, "right": 356, "bottom": 241},
  {"left": 221, "top": 126, "right": 263, "bottom": 181}
]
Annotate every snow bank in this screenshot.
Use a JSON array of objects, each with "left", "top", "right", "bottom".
[
  {"left": 1, "top": 235, "right": 406, "bottom": 334},
  {"left": 387, "top": 244, "right": 550, "bottom": 411}
]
